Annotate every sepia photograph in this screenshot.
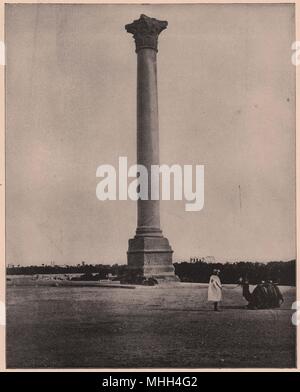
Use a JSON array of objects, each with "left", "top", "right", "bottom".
[{"left": 4, "top": 2, "right": 297, "bottom": 369}]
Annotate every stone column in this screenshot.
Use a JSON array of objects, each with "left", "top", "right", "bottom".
[{"left": 125, "top": 14, "right": 178, "bottom": 282}]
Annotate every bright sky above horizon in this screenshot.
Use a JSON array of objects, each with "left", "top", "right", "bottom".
[{"left": 6, "top": 3, "right": 296, "bottom": 266}]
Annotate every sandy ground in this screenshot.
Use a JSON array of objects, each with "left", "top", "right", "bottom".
[{"left": 6, "top": 284, "right": 296, "bottom": 368}]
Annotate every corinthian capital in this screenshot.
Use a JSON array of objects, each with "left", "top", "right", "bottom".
[{"left": 125, "top": 14, "right": 168, "bottom": 53}]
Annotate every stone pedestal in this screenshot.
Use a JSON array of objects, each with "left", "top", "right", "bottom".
[
  {"left": 125, "top": 15, "right": 179, "bottom": 282},
  {"left": 127, "top": 237, "right": 175, "bottom": 281}
]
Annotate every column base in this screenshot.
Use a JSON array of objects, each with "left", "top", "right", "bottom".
[{"left": 127, "top": 235, "right": 180, "bottom": 282}]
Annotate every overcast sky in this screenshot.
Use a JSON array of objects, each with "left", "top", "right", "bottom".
[{"left": 6, "top": 3, "right": 295, "bottom": 265}]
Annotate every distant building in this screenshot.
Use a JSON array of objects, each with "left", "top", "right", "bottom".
[
  {"left": 203, "top": 256, "right": 216, "bottom": 263},
  {"left": 190, "top": 256, "right": 216, "bottom": 263}
]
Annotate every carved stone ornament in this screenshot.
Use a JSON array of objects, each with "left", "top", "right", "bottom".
[{"left": 125, "top": 14, "right": 168, "bottom": 52}]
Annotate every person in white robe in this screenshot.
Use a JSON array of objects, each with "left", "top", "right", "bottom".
[{"left": 208, "top": 269, "right": 222, "bottom": 311}]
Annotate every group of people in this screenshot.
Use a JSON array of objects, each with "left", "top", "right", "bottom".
[{"left": 207, "top": 269, "right": 284, "bottom": 311}]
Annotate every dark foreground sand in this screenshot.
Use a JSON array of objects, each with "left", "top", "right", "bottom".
[{"left": 6, "top": 284, "right": 296, "bottom": 368}]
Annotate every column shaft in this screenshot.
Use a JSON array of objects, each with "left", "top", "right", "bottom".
[{"left": 136, "top": 49, "right": 161, "bottom": 236}]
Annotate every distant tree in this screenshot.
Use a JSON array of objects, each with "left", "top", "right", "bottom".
[{"left": 6, "top": 260, "right": 296, "bottom": 286}]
